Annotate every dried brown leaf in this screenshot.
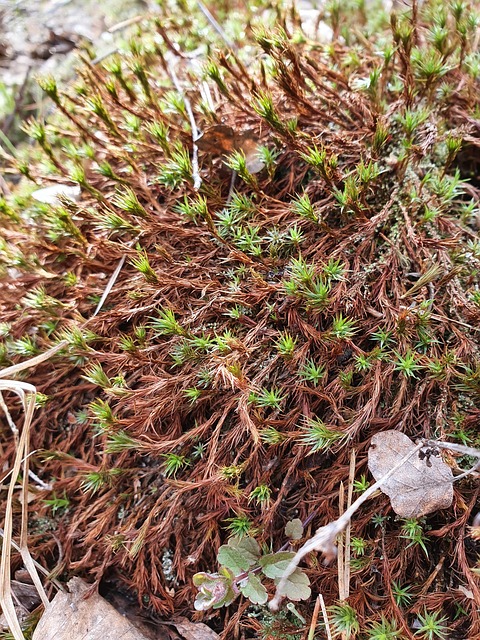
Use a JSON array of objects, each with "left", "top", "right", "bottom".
[
  {"left": 172, "top": 616, "right": 219, "bottom": 640},
  {"left": 197, "top": 124, "right": 264, "bottom": 173},
  {"left": 32, "top": 578, "right": 152, "bottom": 640},
  {"left": 367, "top": 430, "right": 453, "bottom": 518}
]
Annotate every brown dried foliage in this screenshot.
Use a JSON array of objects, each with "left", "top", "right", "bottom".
[{"left": 0, "top": 1, "right": 480, "bottom": 636}]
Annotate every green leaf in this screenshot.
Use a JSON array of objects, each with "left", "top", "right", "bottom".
[
  {"left": 240, "top": 572, "right": 268, "bottom": 605},
  {"left": 259, "top": 551, "right": 295, "bottom": 578},
  {"left": 192, "top": 568, "right": 239, "bottom": 611},
  {"left": 227, "top": 535, "right": 261, "bottom": 564},
  {"left": 285, "top": 518, "right": 303, "bottom": 540},
  {"left": 217, "top": 546, "right": 252, "bottom": 574},
  {"left": 275, "top": 568, "right": 311, "bottom": 601}
]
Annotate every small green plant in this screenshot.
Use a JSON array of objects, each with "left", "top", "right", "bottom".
[
  {"left": 275, "top": 331, "right": 297, "bottom": 358},
  {"left": 105, "top": 431, "right": 139, "bottom": 453},
  {"left": 43, "top": 492, "right": 70, "bottom": 515},
  {"left": 150, "top": 308, "right": 186, "bottom": 336},
  {"left": 248, "top": 484, "right": 272, "bottom": 506},
  {"left": 258, "top": 145, "right": 279, "bottom": 176},
  {"left": 350, "top": 536, "right": 367, "bottom": 556},
  {"left": 299, "top": 417, "right": 345, "bottom": 452},
  {"left": 252, "top": 387, "right": 286, "bottom": 411},
  {"left": 10, "top": 335, "right": 40, "bottom": 357},
  {"left": 193, "top": 533, "right": 310, "bottom": 611},
  {"left": 219, "top": 464, "right": 244, "bottom": 481},
  {"left": 298, "top": 359, "right": 326, "bottom": 386},
  {"left": 162, "top": 453, "right": 190, "bottom": 478},
  {"left": 81, "top": 468, "right": 122, "bottom": 494},
  {"left": 183, "top": 387, "right": 202, "bottom": 405},
  {"left": 414, "top": 609, "right": 449, "bottom": 640},
  {"left": 328, "top": 603, "right": 360, "bottom": 639},
  {"left": 89, "top": 398, "right": 117, "bottom": 429},
  {"left": 225, "top": 514, "right": 254, "bottom": 537},
  {"left": 157, "top": 144, "right": 192, "bottom": 188},
  {"left": 371, "top": 513, "right": 388, "bottom": 528},
  {"left": 288, "top": 224, "right": 304, "bottom": 246},
  {"left": 394, "top": 350, "right": 423, "bottom": 378},
  {"left": 371, "top": 327, "right": 395, "bottom": 349},
  {"left": 291, "top": 192, "right": 319, "bottom": 222},
  {"left": 112, "top": 187, "right": 147, "bottom": 217},
  {"left": 304, "top": 278, "right": 331, "bottom": 310},
  {"left": 251, "top": 91, "right": 284, "bottom": 131},
  {"left": 260, "top": 426, "right": 287, "bottom": 445},
  {"left": 226, "top": 150, "right": 257, "bottom": 187},
  {"left": 299, "top": 144, "right": 338, "bottom": 183},
  {"left": 118, "top": 334, "right": 137, "bottom": 352},
  {"left": 130, "top": 245, "right": 158, "bottom": 283},
  {"left": 354, "top": 353, "right": 373, "bottom": 372},
  {"left": 366, "top": 616, "right": 403, "bottom": 640},
  {"left": 396, "top": 107, "right": 430, "bottom": 138},
  {"left": 82, "top": 363, "right": 111, "bottom": 388},
  {"left": 23, "top": 285, "right": 62, "bottom": 311},
  {"left": 392, "top": 581, "right": 413, "bottom": 607},
  {"left": 401, "top": 518, "right": 429, "bottom": 557},
  {"left": 323, "top": 258, "right": 345, "bottom": 281},
  {"left": 330, "top": 314, "right": 357, "bottom": 340},
  {"left": 353, "top": 474, "right": 370, "bottom": 492}
]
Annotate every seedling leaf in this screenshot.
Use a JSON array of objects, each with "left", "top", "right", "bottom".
[
  {"left": 259, "top": 552, "right": 296, "bottom": 578},
  {"left": 275, "top": 568, "right": 311, "bottom": 601},
  {"left": 285, "top": 518, "right": 303, "bottom": 540},
  {"left": 217, "top": 546, "right": 252, "bottom": 574},
  {"left": 227, "top": 535, "right": 261, "bottom": 563},
  {"left": 193, "top": 568, "right": 238, "bottom": 611},
  {"left": 240, "top": 572, "right": 268, "bottom": 605}
]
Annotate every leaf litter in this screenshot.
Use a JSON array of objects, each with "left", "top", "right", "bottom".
[{"left": 367, "top": 430, "right": 454, "bottom": 518}]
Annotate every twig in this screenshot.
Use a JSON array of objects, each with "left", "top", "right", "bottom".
[
  {"left": 307, "top": 594, "right": 321, "bottom": 640},
  {"left": 343, "top": 450, "right": 356, "bottom": 600},
  {"left": 337, "top": 482, "right": 345, "bottom": 601},
  {"left": 108, "top": 14, "right": 146, "bottom": 33},
  {"left": 196, "top": 1, "right": 235, "bottom": 50},
  {"left": 166, "top": 55, "right": 202, "bottom": 191},
  {"left": 319, "top": 593, "right": 333, "bottom": 640},
  {"left": 93, "top": 254, "right": 126, "bottom": 317}
]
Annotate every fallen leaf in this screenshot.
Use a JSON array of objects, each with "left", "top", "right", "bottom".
[
  {"left": 197, "top": 125, "right": 265, "bottom": 174},
  {"left": 196, "top": 125, "right": 236, "bottom": 154},
  {"left": 11, "top": 580, "right": 42, "bottom": 611},
  {"left": 172, "top": 616, "right": 219, "bottom": 640},
  {"left": 367, "top": 430, "right": 453, "bottom": 518},
  {"left": 457, "top": 585, "right": 474, "bottom": 599},
  {"left": 32, "top": 578, "right": 152, "bottom": 640}
]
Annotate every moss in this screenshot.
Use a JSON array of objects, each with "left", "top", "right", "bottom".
[{"left": 1, "top": 0, "right": 480, "bottom": 636}]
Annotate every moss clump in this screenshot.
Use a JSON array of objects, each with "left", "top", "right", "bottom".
[{"left": 1, "top": 0, "right": 480, "bottom": 636}]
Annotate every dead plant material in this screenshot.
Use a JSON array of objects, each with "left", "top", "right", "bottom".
[{"left": 0, "top": 0, "right": 479, "bottom": 638}]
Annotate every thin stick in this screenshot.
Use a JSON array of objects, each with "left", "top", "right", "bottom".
[
  {"left": 343, "top": 450, "right": 356, "bottom": 601},
  {"left": 319, "top": 593, "right": 333, "bottom": 640},
  {"left": 108, "top": 14, "right": 145, "bottom": 33},
  {"left": 196, "top": 1, "right": 235, "bottom": 49},
  {"left": 307, "top": 594, "right": 322, "bottom": 640},
  {"left": 93, "top": 254, "right": 126, "bottom": 317},
  {"left": 167, "top": 56, "right": 202, "bottom": 191},
  {"left": 337, "top": 482, "right": 345, "bottom": 601}
]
